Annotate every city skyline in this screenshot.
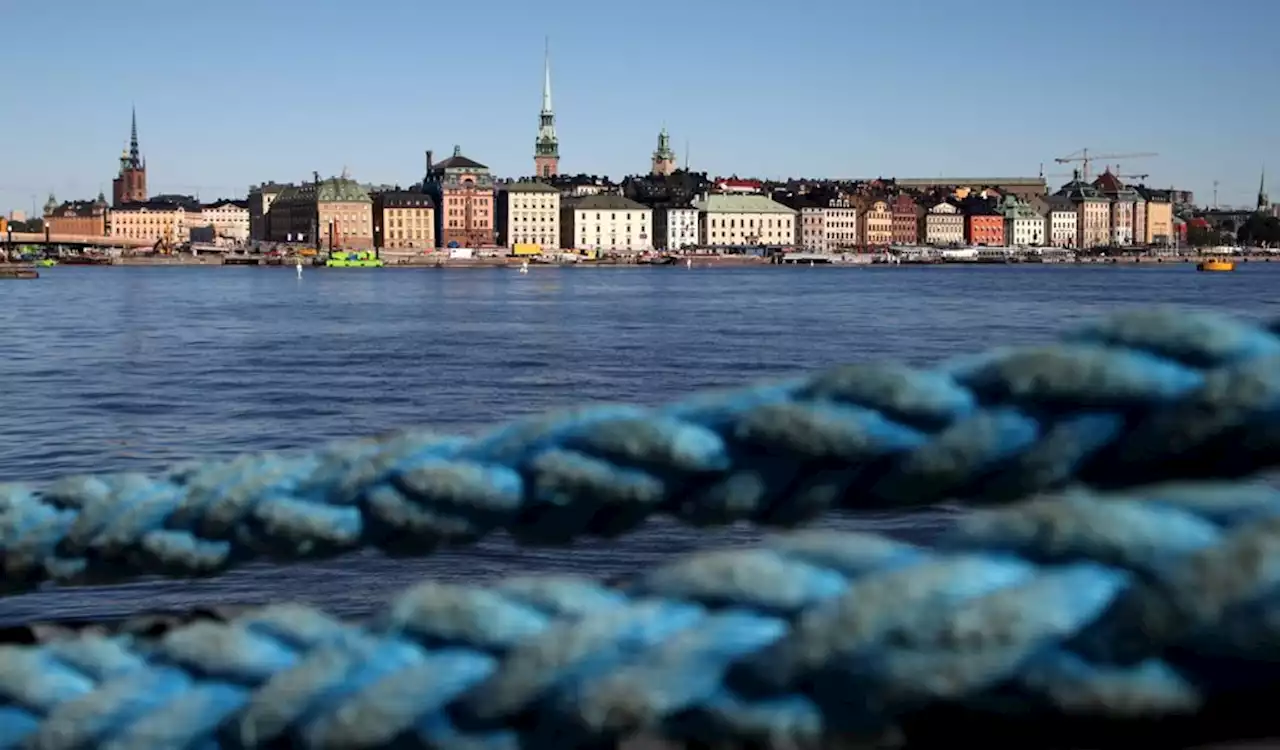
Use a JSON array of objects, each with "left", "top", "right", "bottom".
[{"left": 2, "top": 0, "right": 1276, "bottom": 215}]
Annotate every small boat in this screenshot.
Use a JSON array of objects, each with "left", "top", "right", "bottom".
[
  {"left": 60, "top": 255, "right": 112, "bottom": 266},
  {"left": 324, "top": 250, "right": 383, "bottom": 268},
  {"left": 0, "top": 267, "right": 39, "bottom": 279},
  {"left": 36, "top": 259, "right": 57, "bottom": 267},
  {"left": 1197, "top": 258, "right": 1235, "bottom": 272}
]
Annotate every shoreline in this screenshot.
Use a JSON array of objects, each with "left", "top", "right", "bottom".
[{"left": 2, "top": 255, "right": 1274, "bottom": 269}]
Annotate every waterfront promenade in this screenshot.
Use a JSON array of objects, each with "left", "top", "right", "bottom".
[{"left": 3, "top": 252, "right": 1276, "bottom": 268}]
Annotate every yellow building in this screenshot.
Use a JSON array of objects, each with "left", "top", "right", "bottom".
[
  {"left": 693, "top": 193, "right": 796, "bottom": 248},
  {"left": 860, "top": 200, "right": 893, "bottom": 246},
  {"left": 374, "top": 192, "right": 435, "bottom": 250},
  {"left": 109, "top": 198, "right": 199, "bottom": 244},
  {"left": 497, "top": 181, "right": 560, "bottom": 251},
  {"left": 1144, "top": 194, "right": 1173, "bottom": 245}
]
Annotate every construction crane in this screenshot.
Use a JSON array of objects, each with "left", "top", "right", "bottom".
[
  {"left": 1098, "top": 165, "right": 1151, "bottom": 183},
  {"left": 1054, "top": 149, "right": 1158, "bottom": 182}
]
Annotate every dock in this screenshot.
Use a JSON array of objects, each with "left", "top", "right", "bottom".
[{"left": 0, "top": 266, "right": 39, "bottom": 279}]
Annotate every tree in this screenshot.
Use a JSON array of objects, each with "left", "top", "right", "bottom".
[
  {"left": 1186, "top": 224, "right": 1224, "bottom": 247},
  {"left": 1238, "top": 214, "right": 1280, "bottom": 247}
]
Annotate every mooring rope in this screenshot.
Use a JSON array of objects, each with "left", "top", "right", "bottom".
[
  {"left": 4, "top": 307, "right": 1280, "bottom": 595},
  {"left": 4, "top": 307, "right": 1280, "bottom": 748},
  {"left": 4, "top": 483, "right": 1280, "bottom": 749}
]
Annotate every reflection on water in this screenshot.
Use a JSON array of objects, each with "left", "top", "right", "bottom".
[{"left": 0, "top": 264, "right": 1276, "bottom": 623}]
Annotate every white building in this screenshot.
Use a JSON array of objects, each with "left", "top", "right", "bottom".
[
  {"left": 923, "top": 201, "right": 964, "bottom": 246},
  {"left": 1046, "top": 198, "right": 1078, "bottom": 248},
  {"left": 1004, "top": 213, "right": 1046, "bottom": 247},
  {"left": 693, "top": 193, "right": 795, "bottom": 248},
  {"left": 655, "top": 206, "right": 699, "bottom": 250},
  {"left": 561, "top": 194, "right": 652, "bottom": 253},
  {"left": 498, "top": 181, "right": 560, "bottom": 251},
  {"left": 999, "top": 197, "right": 1046, "bottom": 247},
  {"left": 200, "top": 200, "right": 250, "bottom": 243},
  {"left": 792, "top": 198, "right": 858, "bottom": 252}
]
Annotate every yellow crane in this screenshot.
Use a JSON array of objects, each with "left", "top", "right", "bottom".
[{"left": 1054, "top": 150, "right": 1158, "bottom": 182}]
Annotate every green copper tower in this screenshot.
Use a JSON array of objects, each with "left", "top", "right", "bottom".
[{"left": 533, "top": 38, "right": 559, "bottom": 179}]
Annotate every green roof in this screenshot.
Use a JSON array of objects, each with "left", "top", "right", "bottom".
[
  {"left": 317, "top": 177, "right": 371, "bottom": 203},
  {"left": 692, "top": 194, "right": 796, "bottom": 214}
]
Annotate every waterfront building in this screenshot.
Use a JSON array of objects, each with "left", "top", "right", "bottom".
[
  {"left": 1055, "top": 172, "right": 1110, "bottom": 248},
  {"left": 775, "top": 193, "right": 856, "bottom": 252},
  {"left": 651, "top": 128, "right": 677, "bottom": 176},
  {"left": 423, "top": 146, "right": 495, "bottom": 248},
  {"left": 199, "top": 200, "right": 250, "bottom": 243},
  {"left": 561, "top": 194, "right": 652, "bottom": 253},
  {"left": 374, "top": 191, "right": 436, "bottom": 250},
  {"left": 109, "top": 196, "right": 201, "bottom": 244},
  {"left": 998, "top": 195, "right": 1046, "bottom": 247},
  {"left": 1137, "top": 188, "right": 1173, "bottom": 245},
  {"left": 497, "top": 181, "right": 560, "bottom": 251},
  {"left": 964, "top": 206, "right": 1004, "bottom": 246},
  {"left": 268, "top": 176, "right": 373, "bottom": 248},
  {"left": 797, "top": 203, "right": 825, "bottom": 251},
  {"left": 922, "top": 201, "right": 964, "bottom": 246},
  {"left": 43, "top": 193, "right": 108, "bottom": 237},
  {"left": 248, "top": 183, "right": 289, "bottom": 241},
  {"left": 860, "top": 200, "right": 893, "bottom": 246},
  {"left": 1093, "top": 169, "right": 1140, "bottom": 246},
  {"left": 533, "top": 42, "right": 559, "bottom": 179},
  {"left": 693, "top": 193, "right": 796, "bottom": 248},
  {"left": 1046, "top": 196, "right": 1078, "bottom": 248},
  {"left": 654, "top": 205, "right": 699, "bottom": 250},
  {"left": 111, "top": 108, "right": 147, "bottom": 207},
  {"left": 890, "top": 194, "right": 919, "bottom": 245}
]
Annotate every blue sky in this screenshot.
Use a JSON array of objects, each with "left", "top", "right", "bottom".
[{"left": 2, "top": 0, "right": 1276, "bottom": 214}]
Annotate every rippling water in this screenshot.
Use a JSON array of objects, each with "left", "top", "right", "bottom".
[{"left": 1, "top": 263, "right": 1276, "bottom": 625}]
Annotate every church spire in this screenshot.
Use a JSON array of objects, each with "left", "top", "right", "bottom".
[
  {"left": 541, "top": 37, "right": 553, "bottom": 114},
  {"left": 1259, "top": 166, "right": 1269, "bottom": 212},
  {"left": 129, "top": 107, "right": 139, "bottom": 164},
  {"left": 533, "top": 37, "right": 559, "bottom": 178}
]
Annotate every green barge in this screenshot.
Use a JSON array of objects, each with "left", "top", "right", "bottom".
[{"left": 324, "top": 250, "right": 383, "bottom": 268}]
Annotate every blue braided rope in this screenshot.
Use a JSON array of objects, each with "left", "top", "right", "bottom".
[
  {"left": 4, "top": 482, "right": 1280, "bottom": 749},
  {"left": 4, "top": 307, "right": 1280, "bottom": 595}
]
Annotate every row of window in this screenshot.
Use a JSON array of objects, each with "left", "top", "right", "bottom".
[
  {"left": 388, "top": 229, "right": 430, "bottom": 240},
  {"left": 707, "top": 217, "right": 792, "bottom": 229}
]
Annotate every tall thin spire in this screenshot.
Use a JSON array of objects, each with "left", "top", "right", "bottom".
[
  {"left": 1259, "top": 166, "right": 1269, "bottom": 211},
  {"left": 128, "top": 106, "right": 141, "bottom": 166},
  {"left": 533, "top": 37, "right": 559, "bottom": 176},
  {"left": 541, "top": 37, "right": 553, "bottom": 114}
]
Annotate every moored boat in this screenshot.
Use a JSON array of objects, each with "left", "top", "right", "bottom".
[
  {"left": 325, "top": 250, "right": 383, "bottom": 268},
  {"left": 1196, "top": 258, "right": 1235, "bottom": 272},
  {"left": 0, "top": 266, "right": 39, "bottom": 279}
]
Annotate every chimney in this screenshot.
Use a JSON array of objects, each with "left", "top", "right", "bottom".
[{"left": 425, "top": 150, "right": 433, "bottom": 173}]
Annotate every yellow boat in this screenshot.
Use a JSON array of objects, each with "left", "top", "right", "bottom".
[{"left": 1196, "top": 258, "right": 1235, "bottom": 272}]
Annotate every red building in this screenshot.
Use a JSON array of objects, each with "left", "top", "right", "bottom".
[
  {"left": 890, "top": 194, "right": 919, "bottom": 244},
  {"left": 423, "top": 146, "right": 495, "bottom": 249},
  {"left": 111, "top": 108, "right": 147, "bottom": 207},
  {"left": 966, "top": 213, "right": 1004, "bottom": 246}
]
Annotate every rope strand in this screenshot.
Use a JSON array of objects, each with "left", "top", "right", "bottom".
[
  {"left": 4, "top": 483, "right": 1280, "bottom": 748},
  {"left": 3, "top": 308, "right": 1280, "bottom": 595}
]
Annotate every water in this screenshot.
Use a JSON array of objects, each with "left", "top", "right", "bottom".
[{"left": 1, "top": 263, "right": 1276, "bottom": 625}]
